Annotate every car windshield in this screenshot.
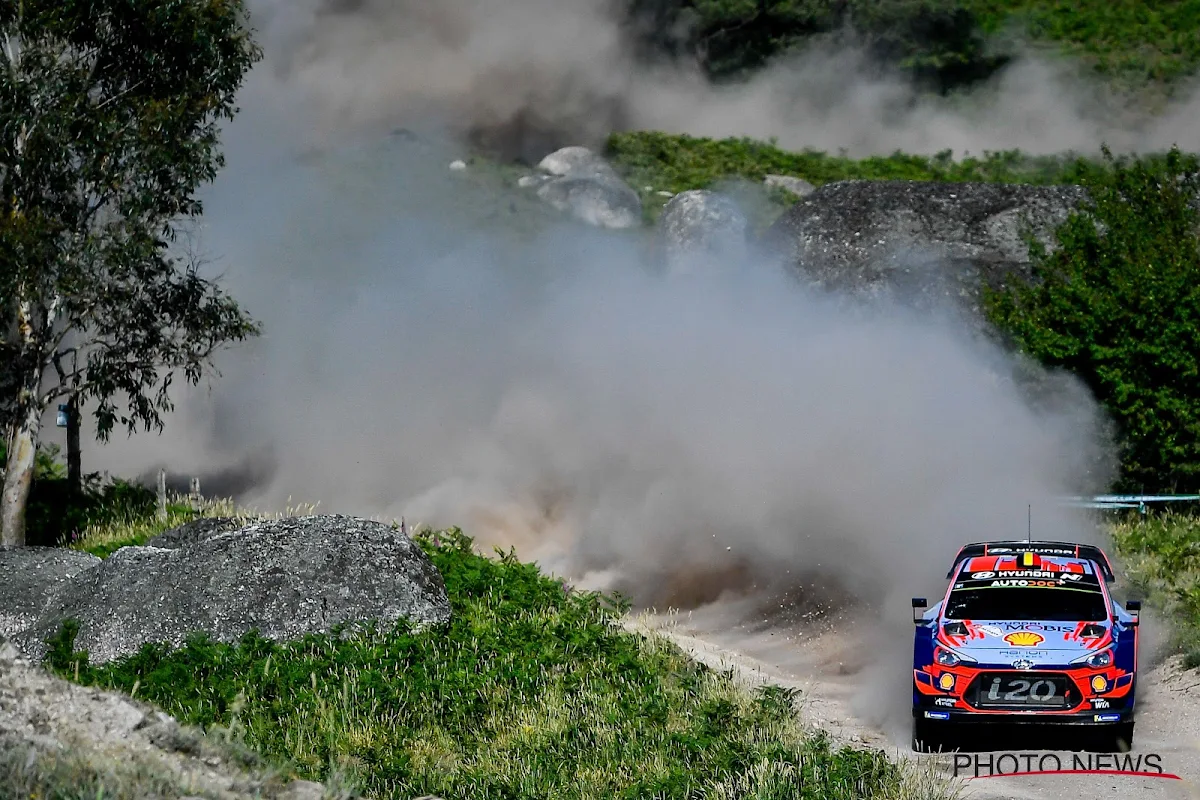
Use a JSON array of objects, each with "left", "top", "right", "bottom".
[{"left": 944, "top": 587, "right": 1108, "bottom": 621}]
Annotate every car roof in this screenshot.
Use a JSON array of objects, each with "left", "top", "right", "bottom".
[
  {"left": 946, "top": 540, "right": 1115, "bottom": 582},
  {"left": 960, "top": 554, "right": 1097, "bottom": 576}
]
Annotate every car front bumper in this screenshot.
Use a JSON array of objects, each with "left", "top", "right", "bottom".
[{"left": 913, "top": 707, "right": 1133, "bottom": 726}]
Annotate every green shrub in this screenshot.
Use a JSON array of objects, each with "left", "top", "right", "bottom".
[
  {"left": 630, "top": 0, "right": 1200, "bottom": 90},
  {"left": 43, "top": 528, "right": 947, "bottom": 800},
  {"left": 1109, "top": 511, "right": 1200, "bottom": 666},
  {"left": 985, "top": 145, "right": 1200, "bottom": 492},
  {"left": 0, "top": 442, "right": 158, "bottom": 547}
]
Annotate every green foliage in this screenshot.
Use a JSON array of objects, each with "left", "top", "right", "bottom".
[
  {"left": 0, "top": 0, "right": 263, "bottom": 544},
  {"left": 964, "top": 0, "right": 1200, "bottom": 86},
  {"left": 985, "top": 146, "right": 1200, "bottom": 492},
  {"left": 0, "top": 441, "right": 158, "bottom": 547},
  {"left": 1110, "top": 511, "right": 1200, "bottom": 666},
  {"left": 633, "top": 0, "right": 1200, "bottom": 90},
  {"left": 43, "top": 528, "right": 936, "bottom": 800},
  {"left": 0, "top": 0, "right": 263, "bottom": 440},
  {"left": 606, "top": 130, "right": 1100, "bottom": 224}
]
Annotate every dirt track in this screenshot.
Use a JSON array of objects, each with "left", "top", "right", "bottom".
[{"left": 626, "top": 606, "right": 1200, "bottom": 800}]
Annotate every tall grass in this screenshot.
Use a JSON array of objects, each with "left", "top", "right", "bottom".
[
  {"left": 1110, "top": 511, "right": 1200, "bottom": 666},
  {"left": 43, "top": 528, "right": 957, "bottom": 800}
]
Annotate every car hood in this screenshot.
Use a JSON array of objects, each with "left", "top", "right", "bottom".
[{"left": 938, "top": 619, "right": 1112, "bottom": 661}]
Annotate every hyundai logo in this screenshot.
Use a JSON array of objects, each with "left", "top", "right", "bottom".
[{"left": 1012, "top": 659, "right": 1035, "bottom": 670}]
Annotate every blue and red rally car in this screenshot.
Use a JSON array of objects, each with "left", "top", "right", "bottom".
[{"left": 911, "top": 541, "right": 1141, "bottom": 753}]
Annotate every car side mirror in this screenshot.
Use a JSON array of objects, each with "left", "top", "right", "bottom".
[
  {"left": 1126, "top": 599, "right": 1141, "bottom": 626},
  {"left": 912, "top": 597, "right": 928, "bottom": 625}
]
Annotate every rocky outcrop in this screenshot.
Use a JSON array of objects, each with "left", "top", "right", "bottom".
[
  {"left": 537, "top": 146, "right": 619, "bottom": 180},
  {"left": 0, "top": 547, "right": 100, "bottom": 641},
  {"left": 0, "top": 636, "right": 346, "bottom": 799},
  {"left": 145, "top": 516, "right": 256, "bottom": 550},
  {"left": 532, "top": 146, "right": 643, "bottom": 229},
  {"left": 764, "top": 174, "right": 815, "bottom": 198},
  {"left": 658, "top": 190, "right": 748, "bottom": 273},
  {"left": 763, "top": 179, "right": 1090, "bottom": 315},
  {"left": 12, "top": 515, "right": 452, "bottom": 665}
]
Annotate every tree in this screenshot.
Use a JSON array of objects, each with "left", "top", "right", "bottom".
[
  {"left": 0, "top": 0, "right": 263, "bottom": 546},
  {"left": 986, "top": 146, "right": 1200, "bottom": 492}
]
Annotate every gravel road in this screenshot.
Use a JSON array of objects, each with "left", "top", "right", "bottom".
[{"left": 627, "top": 603, "right": 1200, "bottom": 800}]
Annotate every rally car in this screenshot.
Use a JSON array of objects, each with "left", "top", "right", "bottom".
[{"left": 911, "top": 541, "right": 1141, "bottom": 753}]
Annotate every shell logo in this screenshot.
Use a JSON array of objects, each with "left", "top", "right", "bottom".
[{"left": 1003, "top": 631, "right": 1045, "bottom": 647}]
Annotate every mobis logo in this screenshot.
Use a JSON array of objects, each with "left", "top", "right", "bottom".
[{"left": 953, "top": 752, "right": 1181, "bottom": 781}]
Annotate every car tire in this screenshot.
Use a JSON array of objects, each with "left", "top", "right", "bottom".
[
  {"left": 1090, "top": 721, "right": 1134, "bottom": 752},
  {"left": 912, "top": 718, "right": 948, "bottom": 753},
  {"left": 1113, "top": 722, "right": 1135, "bottom": 752}
]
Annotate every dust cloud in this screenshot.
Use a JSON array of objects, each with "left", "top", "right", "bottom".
[
  {"left": 243, "top": 0, "right": 1200, "bottom": 158},
  {"left": 84, "top": 98, "right": 1116, "bottom": 613},
  {"left": 73, "top": 0, "right": 1137, "bottom": 710}
]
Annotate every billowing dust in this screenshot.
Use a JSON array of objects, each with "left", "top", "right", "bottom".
[{"left": 73, "top": 0, "right": 1161, "bottom": 742}]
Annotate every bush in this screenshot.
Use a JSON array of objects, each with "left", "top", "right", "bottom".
[
  {"left": 1109, "top": 511, "right": 1200, "bottom": 666},
  {"left": 42, "top": 528, "right": 946, "bottom": 800},
  {"left": 0, "top": 442, "right": 158, "bottom": 547},
  {"left": 985, "top": 145, "right": 1200, "bottom": 492},
  {"left": 627, "top": 0, "right": 1200, "bottom": 89}
]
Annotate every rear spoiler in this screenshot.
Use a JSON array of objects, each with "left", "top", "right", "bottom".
[{"left": 946, "top": 540, "right": 1116, "bottom": 583}]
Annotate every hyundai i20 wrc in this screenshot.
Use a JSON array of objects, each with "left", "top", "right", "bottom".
[{"left": 911, "top": 541, "right": 1141, "bottom": 753}]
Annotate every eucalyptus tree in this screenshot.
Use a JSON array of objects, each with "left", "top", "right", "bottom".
[{"left": 0, "top": 0, "right": 263, "bottom": 545}]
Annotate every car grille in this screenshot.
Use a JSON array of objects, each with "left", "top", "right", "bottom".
[{"left": 965, "top": 672, "right": 1080, "bottom": 710}]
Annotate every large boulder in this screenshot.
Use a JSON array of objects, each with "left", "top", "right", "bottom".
[
  {"left": 533, "top": 145, "right": 643, "bottom": 229},
  {"left": 12, "top": 515, "right": 451, "bottom": 665},
  {"left": 537, "top": 145, "right": 620, "bottom": 180},
  {"left": 658, "top": 190, "right": 748, "bottom": 274},
  {"left": 536, "top": 174, "right": 643, "bottom": 229},
  {"left": 0, "top": 547, "right": 99, "bottom": 640},
  {"left": 145, "top": 516, "right": 256, "bottom": 550},
  {"left": 763, "top": 174, "right": 815, "bottom": 198},
  {"left": 762, "top": 180, "right": 1090, "bottom": 315}
]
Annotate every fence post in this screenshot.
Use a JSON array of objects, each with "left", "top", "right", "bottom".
[
  {"left": 189, "top": 477, "right": 201, "bottom": 512},
  {"left": 157, "top": 469, "right": 167, "bottom": 521}
]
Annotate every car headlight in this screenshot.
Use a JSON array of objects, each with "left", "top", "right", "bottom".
[
  {"left": 935, "top": 647, "right": 974, "bottom": 667},
  {"left": 1071, "top": 649, "right": 1113, "bottom": 668}
]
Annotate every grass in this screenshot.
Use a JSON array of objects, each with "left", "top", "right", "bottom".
[
  {"left": 43, "top": 525, "right": 956, "bottom": 800},
  {"left": 607, "top": 131, "right": 1100, "bottom": 194},
  {"left": 603, "top": 132, "right": 1109, "bottom": 225},
  {"left": 1109, "top": 510, "right": 1200, "bottom": 667},
  {"left": 67, "top": 496, "right": 319, "bottom": 558}
]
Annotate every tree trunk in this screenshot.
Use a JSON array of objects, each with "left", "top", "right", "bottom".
[
  {"left": 66, "top": 391, "right": 81, "bottom": 494},
  {"left": 1, "top": 361, "right": 44, "bottom": 547}
]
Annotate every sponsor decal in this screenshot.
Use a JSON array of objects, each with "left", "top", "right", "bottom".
[
  {"left": 998, "top": 650, "right": 1049, "bottom": 658},
  {"left": 1002, "top": 622, "right": 1077, "bottom": 633},
  {"left": 1004, "top": 631, "right": 1045, "bottom": 647},
  {"left": 970, "top": 571, "right": 996, "bottom": 579},
  {"left": 991, "top": 579, "right": 1078, "bottom": 588},
  {"left": 978, "top": 625, "right": 1004, "bottom": 637},
  {"left": 952, "top": 753, "right": 1179, "bottom": 781},
  {"left": 1092, "top": 699, "right": 1111, "bottom": 709},
  {"left": 987, "top": 547, "right": 1076, "bottom": 556},
  {"left": 924, "top": 711, "right": 950, "bottom": 720},
  {"left": 934, "top": 697, "right": 956, "bottom": 707}
]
